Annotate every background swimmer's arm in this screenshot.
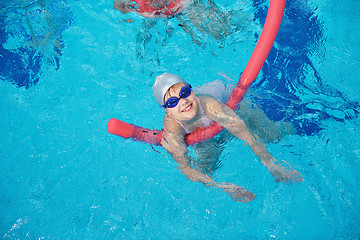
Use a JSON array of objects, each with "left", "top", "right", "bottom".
[
  {"left": 202, "top": 96, "right": 302, "bottom": 182},
  {"left": 161, "top": 116, "right": 255, "bottom": 202},
  {"left": 113, "top": 0, "right": 155, "bottom": 17},
  {"left": 113, "top": 0, "right": 134, "bottom": 14}
]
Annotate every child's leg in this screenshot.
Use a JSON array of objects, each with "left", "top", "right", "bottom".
[
  {"left": 177, "top": 0, "right": 232, "bottom": 42},
  {"left": 237, "top": 98, "right": 296, "bottom": 143},
  {"left": 190, "top": 131, "right": 233, "bottom": 176}
]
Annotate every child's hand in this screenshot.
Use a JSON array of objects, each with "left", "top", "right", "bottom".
[
  {"left": 267, "top": 161, "right": 303, "bottom": 183},
  {"left": 219, "top": 183, "right": 255, "bottom": 203}
]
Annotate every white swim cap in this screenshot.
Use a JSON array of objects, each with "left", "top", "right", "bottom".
[{"left": 153, "top": 73, "right": 189, "bottom": 106}]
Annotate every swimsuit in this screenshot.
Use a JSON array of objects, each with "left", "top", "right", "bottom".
[
  {"left": 171, "top": 97, "right": 213, "bottom": 134},
  {"left": 133, "top": 0, "right": 188, "bottom": 16}
]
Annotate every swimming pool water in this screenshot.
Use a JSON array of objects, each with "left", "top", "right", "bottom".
[{"left": 1, "top": 0, "right": 360, "bottom": 239}]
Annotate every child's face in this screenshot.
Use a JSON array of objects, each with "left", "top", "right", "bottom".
[{"left": 164, "top": 84, "right": 198, "bottom": 121}]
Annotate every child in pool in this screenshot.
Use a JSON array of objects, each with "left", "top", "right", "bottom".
[
  {"left": 113, "top": 0, "right": 233, "bottom": 43},
  {"left": 113, "top": 0, "right": 192, "bottom": 18},
  {"left": 153, "top": 73, "right": 302, "bottom": 202}
]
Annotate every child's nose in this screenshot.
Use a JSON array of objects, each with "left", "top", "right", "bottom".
[{"left": 179, "top": 98, "right": 188, "bottom": 106}]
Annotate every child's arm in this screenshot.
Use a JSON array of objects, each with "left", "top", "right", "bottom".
[
  {"left": 161, "top": 117, "right": 255, "bottom": 202},
  {"left": 202, "top": 96, "right": 302, "bottom": 182}
]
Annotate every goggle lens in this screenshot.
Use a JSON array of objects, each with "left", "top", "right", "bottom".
[{"left": 163, "top": 85, "right": 192, "bottom": 108}]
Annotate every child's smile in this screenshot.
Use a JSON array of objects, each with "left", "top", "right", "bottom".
[{"left": 181, "top": 102, "right": 192, "bottom": 112}]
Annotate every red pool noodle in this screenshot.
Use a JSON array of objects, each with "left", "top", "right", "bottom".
[{"left": 107, "top": 0, "right": 286, "bottom": 146}]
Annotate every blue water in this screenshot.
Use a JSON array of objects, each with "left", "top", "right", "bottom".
[{"left": 1, "top": 0, "right": 360, "bottom": 239}]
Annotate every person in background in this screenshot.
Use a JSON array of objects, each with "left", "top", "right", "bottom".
[{"left": 113, "top": 0, "right": 234, "bottom": 44}]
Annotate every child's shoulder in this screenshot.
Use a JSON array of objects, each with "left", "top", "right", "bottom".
[
  {"left": 198, "top": 95, "right": 224, "bottom": 113},
  {"left": 163, "top": 113, "right": 186, "bottom": 134}
]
